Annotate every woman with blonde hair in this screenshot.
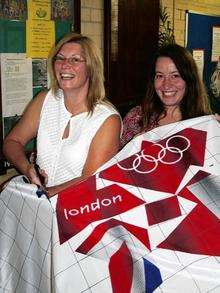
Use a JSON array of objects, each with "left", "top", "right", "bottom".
[{"left": 3, "top": 32, "right": 122, "bottom": 197}]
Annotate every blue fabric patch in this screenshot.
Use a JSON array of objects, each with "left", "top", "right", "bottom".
[{"left": 143, "top": 257, "right": 162, "bottom": 292}]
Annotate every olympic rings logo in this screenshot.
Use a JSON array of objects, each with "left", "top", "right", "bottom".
[{"left": 117, "top": 135, "right": 190, "bottom": 174}]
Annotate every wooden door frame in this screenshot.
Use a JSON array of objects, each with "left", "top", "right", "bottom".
[
  {"left": 73, "top": 0, "right": 81, "bottom": 32},
  {"left": 103, "top": 0, "right": 111, "bottom": 98}
]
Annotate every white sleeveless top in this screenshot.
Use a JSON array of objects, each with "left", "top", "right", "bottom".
[{"left": 37, "top": 90, "right": 120, "bottom": 187}]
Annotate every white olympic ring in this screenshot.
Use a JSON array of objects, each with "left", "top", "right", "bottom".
[{"left": 117, "top": 135, "right": 190, "bottom": 174}]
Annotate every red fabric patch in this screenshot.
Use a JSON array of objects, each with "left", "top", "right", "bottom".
[
  {"left": 100, "top": 128, "right": 207, "bottom": 194},
  {"left": 146, "top": 196, "right": 181, "bottom": 226},
  {"left": 109, "top": 242, "right": 133, "bottom": 293},
  {"left": 56, "top": 176, "right": 145, "bottom": 244}
]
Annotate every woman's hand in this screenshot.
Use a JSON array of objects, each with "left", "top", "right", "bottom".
[
  {"left": 26, "top": 164, "right": 48, "bottom": 187},
  {"left": 45, "top": 186, "right": 58, "bottom": 198}
]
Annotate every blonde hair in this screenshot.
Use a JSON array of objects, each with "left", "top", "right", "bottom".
[{"left": 48, "top": 32, "right": 106, "bottom": 113}]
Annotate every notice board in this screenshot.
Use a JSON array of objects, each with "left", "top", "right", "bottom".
[
  {"left": 0, "top": 0, "right": 80, "bottom": 174},
  {"left": 0, "top": 19, "right": 72, "bottom": 150},
  {"left": 186, "top": 11, "right": 220, "bottom": 114}
]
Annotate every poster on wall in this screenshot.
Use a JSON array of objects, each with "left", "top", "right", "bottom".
[
  {"left": 32, "top": 59, "right": 48, "bottom": 88},
  {"left": 27, "top": 0, "right": 51, "bottom": 20},
  {"left": 0, "top": 0, "right": 27, "bottom": 20},
  {"left": 0, "top": 53, "right": 33, "bottom": 118},
  {"left": 192, "top": 49, "right": 204, "bottom": 79},
  {"left": 51, "top": 0, "right": 74, "bottom": 21},
  {"left": 211, "top": 26, "right": 220, "bottom": 62},
  {"left": 185, "top": 11, "right": 220, "bottom": 115},
  {"left": 26, "top": 19, "right": 55, "bottom": 58}
]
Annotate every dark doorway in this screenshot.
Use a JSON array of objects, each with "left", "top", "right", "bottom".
[{"left": 104, "top": 0, "right": 160, "bottom": 117}]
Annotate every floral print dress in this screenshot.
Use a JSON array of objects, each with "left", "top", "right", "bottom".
[{"left": 120, "top": 105, "right": 159, "bottom": 148}]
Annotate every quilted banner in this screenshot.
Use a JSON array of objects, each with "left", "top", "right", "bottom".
[{"left": 0, "top": 115, "right": 220, "bottom": 293}]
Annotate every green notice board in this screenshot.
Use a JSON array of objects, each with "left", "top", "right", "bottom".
[
  {"left": 0, "top": 19, "right": 72, "bottom": 170},
  {"left": 0, "top": 19, "right": 26, "bottom": 53}
]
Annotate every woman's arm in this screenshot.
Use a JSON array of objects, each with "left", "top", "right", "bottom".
[
  {"left": 3, "top": 91, "right": 47, "bottom": 185},
  {"left": 46, "top": 114, "right": 121, "bottom": 197}
]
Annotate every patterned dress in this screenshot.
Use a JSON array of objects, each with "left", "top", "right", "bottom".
[{"left": 120, "top": 105, "right": 159, "bottom": 148}]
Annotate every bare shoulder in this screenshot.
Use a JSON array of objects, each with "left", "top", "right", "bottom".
[
  {"left": 99, "top": 113, "right": 121, "bottom": 133},
  {"left": 82, "top": 113, "right": 121, "bottom": 177},
  {"left": 92, "top": 114, "right": 121, "bottom": 149},
  {"left": 25, "top": 90, "right": 48, "bottom": 112},
  {"left": 20, "top": 90, "right": 48, "bottom": 121},
  {"left": 15, "top": 90, "right": 48, "bottom": 131},
  {"left": 105, "top": 113, "right": 121, "bottom": 124}
]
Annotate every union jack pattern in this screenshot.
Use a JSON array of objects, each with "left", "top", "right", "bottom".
[{"left": 0, "top": 115, "right": 220, "bottom": 292}]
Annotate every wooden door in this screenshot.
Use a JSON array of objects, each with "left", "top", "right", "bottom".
[{"left": 104, "top": 0, "right": 160, "bottom": 116}]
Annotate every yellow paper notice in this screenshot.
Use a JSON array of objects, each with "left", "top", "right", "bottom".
[
  {"left": 28, "top": 0, "right": 51, "bottom": 20},
  {"left": 26, "top": 19, "right": 55, "bottom": 58}
]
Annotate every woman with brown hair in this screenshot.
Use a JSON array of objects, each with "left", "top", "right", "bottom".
[{"left": 121, "top": 44, "right": 212, "bottom": 147}]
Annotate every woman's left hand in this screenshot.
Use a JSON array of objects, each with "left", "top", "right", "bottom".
[{"left": 45, "top": 185, "right": 60, "bottom": 198}]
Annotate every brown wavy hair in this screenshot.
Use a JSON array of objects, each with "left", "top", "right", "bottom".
[
  {"left": 48, "top": 32, "right": 107, "bottom": 113},
  {"left": 142, "top": 44, "right": 212, "bottom": 128}
]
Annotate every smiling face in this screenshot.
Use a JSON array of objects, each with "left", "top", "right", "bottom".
[
  {"left": 54, "top": 42, "right": 89, "bottom": 95},
  {"left": 154, "top": 56, "right": 186, "bottom": 110}
]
